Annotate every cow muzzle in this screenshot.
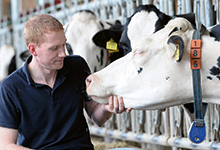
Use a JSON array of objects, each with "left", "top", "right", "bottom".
[{"left": 86, "top": 74, "right": 109, "bottom": 104}]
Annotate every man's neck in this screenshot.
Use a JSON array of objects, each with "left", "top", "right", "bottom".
[{"left": 28, "top": 58, "right": 57, "bottom": 88}]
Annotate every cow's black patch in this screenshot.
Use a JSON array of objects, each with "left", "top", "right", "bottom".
[
  {"left": 100, "top": 49, "right": 104, "bottom": 66},
  {"left": 217, "top": 57, "right": 220, "bottom": 67},
  {"left": 168, "top": 27, "right": 179, "bottom": 36},
  {"left": 207, "top": 76, "right": 212, "bottom": 80},
  {"left": 76, "top": 10, "right": 95, "bottom": 15},
  {"left": 209, "top": 24, "right": 220, "bottom": 42},
  {"left": 137, "top": 67, "right": 143, "bottom": 74},
  {"left": 96, "top": 49, "right": 104, "bottom": 66},
  {"left": 210, "top": 66, "right": 220, "bottom": 76},
  {"left": 65, "top": 43, "right": 73, "bottom": 55},
  {"left": 8, "top": 55, "right": 16, "bottom": 75},
  {"left": 209, "top": 56, "right": 220, "bottom": 81},
  {"left": 96, "top": 55, "right": 100, "bottom": 62},
  {"left": 99, "top": 21, "right": 104, "bottom": 29},
  {"left": 94, "top": 66, "right": 97, "bottom": 73}
]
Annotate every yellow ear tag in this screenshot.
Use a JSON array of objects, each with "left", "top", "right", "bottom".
[
  {"left": 175, "top": 43, "right": 180, "bottom": 61},
  {"left": 106, "top": 38, "right": 119, "bottom": 53}
]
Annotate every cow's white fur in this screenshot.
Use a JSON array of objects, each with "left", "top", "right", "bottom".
[
  {"left": 0, "top": 44, "right": 15, "bottom": 81},
  {"left": 65, "top": 11, "right": 112, "bottom": 73},
  {"left": 86, "top": 18, "right": 220, "bottom": 110},
  {"left": 127, "top": 11, "right": 158, "bottom": 50}
]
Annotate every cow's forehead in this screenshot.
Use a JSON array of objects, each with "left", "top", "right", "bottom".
[{"left": 127, "top": 11, "right": 158, "bottom": 49}]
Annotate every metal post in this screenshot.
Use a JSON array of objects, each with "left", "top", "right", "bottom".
[
  {"left": 168, "top": 0, "right": 174, "bottom": 16},
  {"left": 10, "top": 0, "right": 21, "bottom": 68},
  {"left": 11, "top": 0, "right": 19, "bottom": 25},
  {"left": 204, "top": 0, "right": 213, "bottom": 27},
  {"left": 216, "top": 0, "right": 220, "bottom": 24},
  {"left": 176, "top": 0, "right": 182, "bottom": 14},
  {"left": 185, "top": 0, "right": 192, "bottom": 13}
]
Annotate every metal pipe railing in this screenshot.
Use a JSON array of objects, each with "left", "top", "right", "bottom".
[{"left": 2, "top": 1, "right": 220, "bottom": 149}]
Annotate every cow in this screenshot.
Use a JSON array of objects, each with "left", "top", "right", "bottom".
[
  {"left": 0, "top": 44, "right": 30, "bottom": 82},
  {"left": 86, "top": 18, "right": 220, "bottom": 110},
  {"left": 64, "top": 10, "right": 124, "bottom": 73},
  {"left": 0, "top": 44, "right": 16, "bottom": 82}
]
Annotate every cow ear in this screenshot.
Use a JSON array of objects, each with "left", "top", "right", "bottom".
[
  {"left": 92, "top": 29, "right": 122, "bottom": 50},
  {"left": 167, "top": 35, "right": 184, "bottom": 62}
]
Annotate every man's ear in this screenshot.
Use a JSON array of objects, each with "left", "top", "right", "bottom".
[
  {"left": 167, "top": 35, "right": 184, "bottom": 62},
  {"left": 28, "top": 44, "right": 37, "bottom": 56}
]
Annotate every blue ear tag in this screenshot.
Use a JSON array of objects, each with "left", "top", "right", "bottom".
[{"left": 189, "top": 121, "right": 206, "bottom": 144}]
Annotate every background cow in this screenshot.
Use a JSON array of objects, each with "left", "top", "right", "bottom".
[
  {"left": 86, "top": 18, "right": 220, "bottom": 110},
  {"left": 0, "top": 44, "right": 16, "bottom": 82},
  {"left": 0, "top": 44, "right": 30, "bottom": 82},
  {"left": 64, "top": 10, "right": 124, "bottom": 73}
]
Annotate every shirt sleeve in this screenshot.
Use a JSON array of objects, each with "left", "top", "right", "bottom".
[{"left": 0, "top": 82, "right": 20, "bottom": 129}]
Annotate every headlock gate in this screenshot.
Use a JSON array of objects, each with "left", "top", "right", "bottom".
[{"left": 1, "top": 0, "right": 220, "bottom": 149}]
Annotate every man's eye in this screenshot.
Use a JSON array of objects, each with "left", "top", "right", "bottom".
[{"left": 52, "top": 46, "right": 58, "bottom": 50}]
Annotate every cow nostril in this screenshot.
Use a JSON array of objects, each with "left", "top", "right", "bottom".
[{"left": 86, "top": 76, "right": 92, "bottom": 86}]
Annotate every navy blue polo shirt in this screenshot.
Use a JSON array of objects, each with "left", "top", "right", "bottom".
[{"left": 0, "top": 55, "right": 94, "bottom": 150}]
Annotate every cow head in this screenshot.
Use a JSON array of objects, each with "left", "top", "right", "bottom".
[{"left": 86, "top": 18, "right": 208, "bottom": 110}]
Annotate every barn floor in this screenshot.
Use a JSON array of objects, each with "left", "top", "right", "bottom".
[{"left": 91, "top": 135, "right": 151, "bottom": 150}]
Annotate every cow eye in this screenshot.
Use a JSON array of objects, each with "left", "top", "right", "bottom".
[{"left": 133, "top": 50, "right": 145, "bottom": 56}]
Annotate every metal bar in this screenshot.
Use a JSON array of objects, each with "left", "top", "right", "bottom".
[
  {"left": 217, "top": 0, "right": 220, "bottom": 24},
  {"left": 89, "top": 126, "right": 215, "bottom": 149},
  {"left": 185, "top": 0, "right": 192, "bottom": 13},
  {"left": 204, "top": 0, "right": 213, "bottom": 27}
]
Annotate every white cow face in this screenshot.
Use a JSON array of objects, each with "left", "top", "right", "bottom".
[{"left": 86, "top": 18, "right": 199, "bottom": 110}]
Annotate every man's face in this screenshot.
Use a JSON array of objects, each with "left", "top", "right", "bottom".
[{"left": 34, "top": 30, "right": 66, "bottom": 71}]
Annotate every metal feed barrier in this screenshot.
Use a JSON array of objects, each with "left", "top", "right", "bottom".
[{"left": 1, "top": 0, "right": 220, "bottom": 149}]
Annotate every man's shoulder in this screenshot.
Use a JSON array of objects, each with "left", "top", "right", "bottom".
[
  {"left": 0, "top": 67, "right": 24, "bottom": 88},
  {"left": 64, "top": 55, "right": 87, "bottom": 68},
  {"left": 64, "top": 55, "right": 85, "bottom": 63}
]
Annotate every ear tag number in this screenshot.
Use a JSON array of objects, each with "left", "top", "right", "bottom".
[
  {"left": 175, "top": 43, "right": 180, "bottom": 61},
  {"left": 106, "top": 38, "right": 119, "bottom": 53}
]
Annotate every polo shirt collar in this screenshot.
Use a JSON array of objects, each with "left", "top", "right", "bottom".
[{"left": 22, "top": 56, "right": 68, "bottom": 87}]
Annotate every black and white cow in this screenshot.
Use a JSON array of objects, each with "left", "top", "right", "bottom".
[
  {"left": 0, "top": 44, "right": 30, "bottom": 82},
  {"left": 86, "top": 18, "right": 220, "bottom": 110},
  {"left": 64, "top": 10, "right": 124, "bottom": 73},
  {"left": 0, "top": 44, "right": 16, "bottom": 81}
]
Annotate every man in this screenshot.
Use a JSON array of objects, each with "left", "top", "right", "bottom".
[{"left": 0, "top": 14, "right": 131, "bottom": 150}]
